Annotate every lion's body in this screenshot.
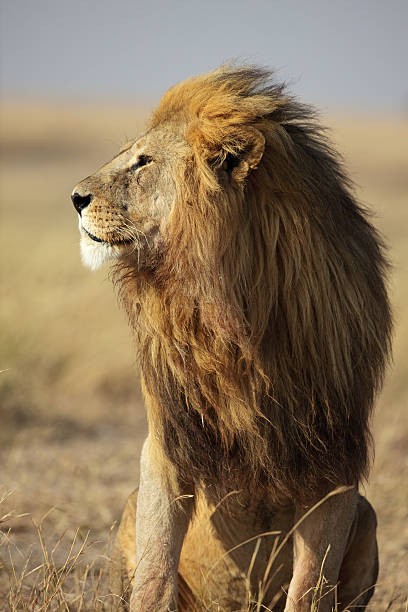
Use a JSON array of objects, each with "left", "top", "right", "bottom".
[{"left": 73, "top": 66, "right": 391, "bottom": 610}]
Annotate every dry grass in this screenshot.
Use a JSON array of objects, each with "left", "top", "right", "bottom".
[{"left": 0, "top": 103, "right": 407, "bottom": 610}]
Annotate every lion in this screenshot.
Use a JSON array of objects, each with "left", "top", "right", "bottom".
[{"left": 71, "top": 66, "right": 391, "bottom": 611}]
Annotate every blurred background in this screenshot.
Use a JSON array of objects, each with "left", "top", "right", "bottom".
[{"left": 1, "top": 1, "right": 407, "bottom": 609}]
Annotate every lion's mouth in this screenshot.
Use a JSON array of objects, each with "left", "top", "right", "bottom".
[
  {"left": 82, "top": 227, "right": 133, "bottom": 246},
  {"left": 83, "top": 228, "right": 104, "bottom": 243}
]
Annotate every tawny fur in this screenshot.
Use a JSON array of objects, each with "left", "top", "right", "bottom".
[{"left": 113, "top": 66, "right": 391, "bottom": 504}]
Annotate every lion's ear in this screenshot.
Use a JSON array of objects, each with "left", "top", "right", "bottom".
[{"left": 222, "top": 128, "right": 265, "bottom": 182}]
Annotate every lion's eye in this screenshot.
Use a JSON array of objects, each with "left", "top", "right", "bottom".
[{"left": 130, "top": 155, "right": 152, "bottom": 172}]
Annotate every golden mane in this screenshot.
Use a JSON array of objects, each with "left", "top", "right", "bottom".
[{"left": 116, "top": 66, "right": 392, "bottom": 504}]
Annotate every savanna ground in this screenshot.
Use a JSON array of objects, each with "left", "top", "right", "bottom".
[{"left": 0, "top": 103, "right": 407, "bottom": 610}]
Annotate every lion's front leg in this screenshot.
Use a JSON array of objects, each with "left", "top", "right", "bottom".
[
  {"left": 130, "top": 436, "right": 194, "bottom": 612},
  {"left": 284, "top": 487, "right": 357, "bottom": 612}
]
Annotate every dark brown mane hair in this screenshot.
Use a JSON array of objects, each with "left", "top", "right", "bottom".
[{"left": 115, "top": 66, "right": 392, "bottom": 504}]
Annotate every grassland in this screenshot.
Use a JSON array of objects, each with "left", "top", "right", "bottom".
[{"left": 0, "top": 103, "right": 407, "bottom": 610}]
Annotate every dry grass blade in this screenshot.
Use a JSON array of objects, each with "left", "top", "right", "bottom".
[{"left": 0, "top": 496, "right": 127, "bottom": 611}]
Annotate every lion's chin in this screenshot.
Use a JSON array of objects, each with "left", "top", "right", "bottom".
[{"left": 80, "top": 236, "right": 122, "bottom": 271}]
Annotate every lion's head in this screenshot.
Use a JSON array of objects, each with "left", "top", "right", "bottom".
[
  {"left": 72, "top": 123, "right": 182, "bottom": 271},
  {"left": 72, "top": 66, "right": 392, "bottom": 504},
  {"left": 72, "top": 68, "right": 268, "bottom": 276}
]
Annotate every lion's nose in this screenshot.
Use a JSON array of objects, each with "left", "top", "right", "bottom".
[{"left": 71, "top": 192, "right": 93, "bottom": 215}]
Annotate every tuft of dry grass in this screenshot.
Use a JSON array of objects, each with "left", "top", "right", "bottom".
[
  {"left": 0, "top": 104, "right": 407, "bottom": 610},
  {"left": 1, "top": 496, "right": 117, "bottom": 611}
]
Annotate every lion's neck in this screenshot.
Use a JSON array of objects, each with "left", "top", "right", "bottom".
[{"left": 117, "top": 268, "right": 263, "bottom": 431}]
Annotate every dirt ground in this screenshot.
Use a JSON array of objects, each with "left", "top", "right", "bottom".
[{"left": 0, "top": 104, "right": 407, "bottom": 610}]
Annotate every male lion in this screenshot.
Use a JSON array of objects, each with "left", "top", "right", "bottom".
[{"left": 71, "top": 66, "right": 391, "bottom": 611}]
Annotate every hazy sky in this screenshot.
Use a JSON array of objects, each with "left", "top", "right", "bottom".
[{"left": 1, "top": 0, "right": 407, "bottom": 111}]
